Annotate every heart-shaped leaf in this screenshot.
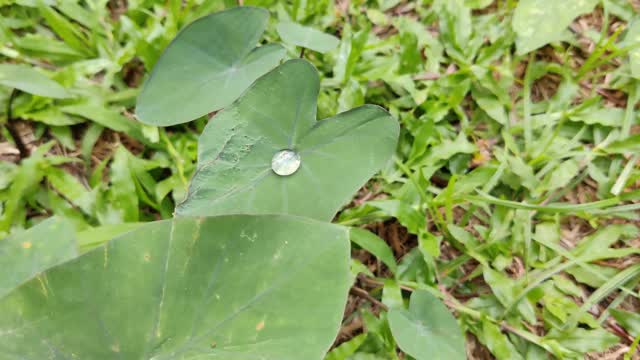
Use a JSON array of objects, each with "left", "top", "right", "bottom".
[
  {"left": 0, "top": 215, "right": 350, "bottom": 360},
  {"left": 135, "top": 7, "right": 286, "bottom": 126},
  {"left": 276, "top": 22, "right": 340, "bottom": 53},
  {"left": 0, "top": 64, "right": 70, "bottom": 98},
  {"left": 0, "top": 217, "right": 77, "bottom": 298},
  {"left": 176, "top": 59, "right": 399, "bottom": 221},
  {"left": 388, "top": 290, "right": 466, "bottom": 360}
]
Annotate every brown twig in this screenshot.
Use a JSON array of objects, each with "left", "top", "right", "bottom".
[
  {"left": 299, "top": 47, "right": 305, "bottom": 58},
  {"left": 349, "top": 286, "right": 388, "bottom": 311},
  {"left": 4, "top": 89, "right": 28, "bottom": 162}
]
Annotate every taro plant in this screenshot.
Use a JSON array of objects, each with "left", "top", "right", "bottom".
[{"left": 0, "top": 6, "right": 465, "bottom": 359}]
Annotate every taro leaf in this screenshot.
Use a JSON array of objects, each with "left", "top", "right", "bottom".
[
  {"left": 388, "top": 289, "right": 466, "bottom": 360},
  {"left": 135, "top": 7, "right": 286, "bottom": 126},
  {"left": 0, "top": 215, "right": 351, "bottom": 360},
  {"left": 76, "top": 222, "right": 144, "bottom": 252},
  {"left": 0, "top": 64, "right": 69, "bottom": 98},
  {"left": 276, "top": 22, "right": 340, "bottom": 53},
  {"left": 0, "top": 217, "right": 77, "bottom": 298},
  {"left": 513, "top": 0, "right": 599, "bottom": 55},
  {"left": 176, "top": 59, "right": 399, "bottom": 221}
]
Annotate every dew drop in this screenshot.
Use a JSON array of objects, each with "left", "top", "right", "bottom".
[{"left": 271, "top": 150, "right": 301, "bottom": 176}]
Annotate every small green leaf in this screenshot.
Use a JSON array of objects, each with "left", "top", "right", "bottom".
[
  {"left": 108, "top": 146, "right": 138, "bottom": 223},
  {"left": 325, "top": 333, "right": 367, "bottom": 360},
  {"left": 136, "top": 7, "right": 286, "bottom": 126},
  {"left": 0, "top": 143, "right": 57, "bottom": 232},
  {"left": 399, "top": 31, "right": 422, "bottom": 74},
  {"left": 605, "top": 134, "right": 640, "bottom": 154},
  {"left": 545, "top": 328, "right": 619, "bottom": 353},
  {"left": 382, "top": 279, "right": 404, "bottom": 309},
  {"left": 176, "top": 60, "right": 399, "bottom": 221},
  {"left": 534, "top": 159, "right": 580, "bottom": 197},
  {"left": 350, "top": 227, "right": 398, "bottom": 274},
  {"left": 0, "top": 217, "right": 77, "bottom": 298},
  {"left": 276, "top": 21, "right": 340, "bottom": 53},
  {"left": 610, "top": 309, "right": 640, "bottom": 337},
  {"left": 513, "top": 0, "right": 599, "bottom": 54},
  {"left": 0, "top": 64, "right": 69, "bottom": 98},
  {"left": 572, "top": 224, "right": 638, "bottom": 256},
  {"left": 426, "top": 133, "right": 477, "bottom": 164},
  {"left": 0, "top": 215, "right": 351, "bottom": 360},
  {"left": 472, "top": 86, "right": 509, "bottom": 125},
  {"left": 388, "top": 289, "right": 466, "bottom": 360},
  {"left": 465, "top": 0, "right": 493, "bottom": 9},
  {"left": 46, "top": 167, "right": 94, "bottom": 214},
  {"left": 368, "top": 200, "right": 425, "bottom": 235},
  {"left": 483, "top": 267, "right": 537, "bottom": 323},
  {"left": 438, "top": 0, "right": 472, "bottom": 58},
  {"left": 61, "top": 102, "right": 146, "bottom": 141},
  {"left": 569, "top": 107, "right": 625, "bottom": 127},
  {"left": 480, "top": 320, "right": 524, "bottom": 360},
  {"left": 37, "top": 1, "right": 93, "bottom": 56}
]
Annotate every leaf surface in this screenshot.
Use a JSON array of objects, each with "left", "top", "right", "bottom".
[
  {"left": 513, "top": 0, "right": 598, "bottom": 54},
  {"left": 176, "top": 59, "right": 399, "bottom": 221},
  {"left": 0, "top": 217, "right": 77, "bottom": 298},
  {"left": 0, "top": 64, "right": 69, "bottom": 98},
  {"left": 388, "top": 290, "right": 466, "bottom": 360},
  {"left": 0, "top": 215, "right": 351, "bottom": 360},
  {"left": 136, "top": 7, "right": 286, "bottom": 126},
  {"left": 276, "top": 22, "right": 340, "bottom": 52}
]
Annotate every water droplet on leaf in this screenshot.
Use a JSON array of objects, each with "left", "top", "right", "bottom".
[{"left": 271, "top": 150, "right": 300, "bottom": 176}]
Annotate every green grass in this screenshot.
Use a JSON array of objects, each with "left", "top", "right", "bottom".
[{"left": 1, "top": 0, "right": 640, "bottom": 359}]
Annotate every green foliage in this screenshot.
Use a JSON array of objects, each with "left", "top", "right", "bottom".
[
  {"left": 625, "top": 19, "right": 640, "bottom": 79},
  {"left": 611, "top": 309, "right": 640, "bottom": 337},
  {"left": 513, "top": 0, "right": 599, "bottom": 54},
  {"left": 1, "top": 1, "right": 640, "bottom": 359},
  {"left": 276, "top": 21, "right": 340, "bottom": 53},
  {"left": 388, "top": 290, "right": 466, "bottom": 360},
  {"left": 0, "top": 216, "right": 351, "bottom": 359},
  {"left": 136, "top": 7, "right": 285, "bottom": 126},
  {"left": 176, "top": 59, "right": 398, "bottom": 221},
  {"left": 350, "top": 227, "right": 398, "bottom": 274},
  {"left": 0, "top": 64, "right": 69, "bottom": 98},
  {"left": 0, "top": 216, "right": 76, "bottom": 297}
]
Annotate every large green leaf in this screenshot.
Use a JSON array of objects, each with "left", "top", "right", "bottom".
[
  {"left": 0, "top": 64, "right": 69, "bottom": 98},
  {"left": 176, "top": 59, "right": 399, "bottom": 221},
  {"left": 0, "top": 215, "right": 351, "bottom": 360},
  {"left": 135, "top": 7, "right": 286, "bottom": 126},
  {"left": 276, "top": 22, "right": 340, "bottom": 53},
  {"left": 388, "top": 290, "right": 466, "bottom": 360},
  {"left": 0, "top": 217, "right": 77, "bottom": 298},
  {"left": 512, "top": 0, "right": 599, "bottom": 54}
]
